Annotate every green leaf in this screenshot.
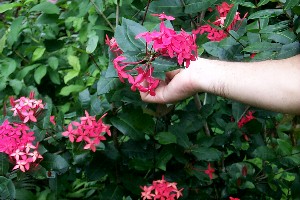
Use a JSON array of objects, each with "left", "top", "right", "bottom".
[
  {"left": 41, "top": 154, "right": 69, "bottom": 172},
  {"left": 68, "top": 55, "right": 81, "bottom": 71},
  {"left": 9, "top": 79, "right": 23, "bottom": 95},
  {"left": 156, "top": 148, "right": 173, "bottom": 171},
  {"left": 184, "top": 0, "right": 217, "bottom": 14},
  {"left": 276, "top": 42, "right": 300, "bottom": 59},
  {"left": 34, "top": 65, "right": 47, "bottom": 84},
  {"left": 59, "top": 85, "right": 85, "bottom": 96},
  {"left": 0, "top": 176, "right": 15, "bottom": 200},
  {"left": 0, "top": 31, "right": 7, "bottom": 54},
  {"left": 257, "top": 0, "right": 270, "bottom": 7},
  {"left": 16, "top": 65, "right": 38, "bottom": 80},
  {"left": 64, "top": 70, "right": 79, "bottom": 84},
  {"left": 115, "top": 18, "right": 147, "bottom": 52},
  {"left": 86, "top": 35, "right": 99, "bottom": 54},
  {"left": 243, "top": 42, "right": 282, "bottom": 53},
  {"left": 240, "top": 2, "right": 256, "bottom": 8},
  {"left": 97, "top": 77, "right": 122, "bottom": 95},
  {"left": 248, "top": 9, "right": 284, "bottom": 19},
  {"left": 0, "top": 153, "right": 9, "bottom": 176},
  {"left": 259, "top": 20, "right": 290, "bottom": 33},
  {"left": 93, "top": 0, "right": 104, "bottom": 12},
  {"left": 154, "top": 132, "right": 177, "bottom": 145},
  {"left": 7, "top": 16, "right": 25, "bottom": 47},
  {"left": 268, "top": 30, "right": 296, "bottom": 44},
  {"left": 0, "top": 58, "right": 17, "bottom": 78},
  {"left": 232, "top": 101, "right": 248, "bottom": 121},
  {"left": 48, "top": 57, "right": 59, "bottom": 70},
  {"left": 252, "top": 146, "right": 276, "bottom": 160},
  {"left": 284, "top": 0, "right": 300, "bottom": 10},
  {"left": 152, "top": 57, "right": 177, "bottom": 73},
  {"left": 79, "top": 88, "right": 91, "bottom": 109},
  {"left": 32, "top": 47, "right": 46, "bottom": 62},
  {"left": 224, "top": 4, "right": 239, "bottom": 29},
  {"left": 0, "top": 2, "right": 22, "bottom": 13},
  {"left": 30, "top": 2, "right": 60, "bottom": 14},
  {"left": 191, "top": 146, "right": 222, "bottom": 161},
  {"left": 149, "top": 0, "right": 183, "bottom": 17}
]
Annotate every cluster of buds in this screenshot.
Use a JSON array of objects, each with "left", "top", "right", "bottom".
[
  {"left": 62, "top": 111, "right": 111, "bottom": 152},
  {"left": 106, "top": 13, "right": 198, "bottom": 96},
  {"left": 195, "top": 2, "right": 247, "bottom": 41},
  {"left": 0, "top": 120, "right": 42, "bottom": 172},
  {"left": 10, "top": 91, "right": 45, "bottom": 123},
  {"left": 140, "top": 175, "right": 183, "bottom": 200}
]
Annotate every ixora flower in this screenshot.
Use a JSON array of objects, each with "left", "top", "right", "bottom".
[
  {"left": 229, "top": 197, "right": 240, "bottom": 200},
  {"left": 10, "top": 91, "right": 45, "bottom": 123},
  {"left": 195, "top": 2, "right": 247, "bottom": 41},
  {"left": 0, "top": 120, "right": 42, "bottom": 172},
  {"left": 204, "top": 162, "right": 215, "bottom": 180},
  {"left": 107, "top": 13, "right": 198, "bottom": 96},
  {"left": 140, "top": 175, "right": 183, "bottom": 200},
  {"left": 62, "top": 111, "right": 111, "bottom": 152}
]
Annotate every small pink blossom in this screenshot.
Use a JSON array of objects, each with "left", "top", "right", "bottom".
[{"left": 205, "top": 163, "right": 215, "bottom": 180}]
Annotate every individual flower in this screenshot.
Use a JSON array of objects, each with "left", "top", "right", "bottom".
[
  {"left": 140, "top": 176, "right": 183, "bottom": 200},
  {"left": 50, "top": 115, "right": 56, "bottom": 125},
  {"left": 62, "top": 111, "right": 111, "bottom": 152},
  {"left": 105, "top": 35, "right": 123, "bottom": 56},
  {"left": 204, "top": 163, "right": 215, "bottom": 180}
]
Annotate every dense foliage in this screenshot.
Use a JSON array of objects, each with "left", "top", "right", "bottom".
[{"left": 0, "top": 0, "right": 300, "bottom": 199}]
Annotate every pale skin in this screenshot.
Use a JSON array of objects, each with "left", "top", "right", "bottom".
[{"left": 140, "top": 55, "right": 300, "bottom": 115}]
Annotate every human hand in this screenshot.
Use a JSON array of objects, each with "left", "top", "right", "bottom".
[{"left": 139, "top": 67, "right": 200, "bottom": 104}]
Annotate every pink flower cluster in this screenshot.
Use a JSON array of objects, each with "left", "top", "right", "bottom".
[
  {"left": 10, "top": 91, "right": 45, "bottom": 123},
  {"left": 136, "top": 13, "right": 198, "bottom": 68},
  {"left": 140, "top": 176, "right": 183, "bottom": 200},
  {"left": 195, "top": 2, "right": 246, "bottom": 41},
  {"left": 238, "top": 111, "right": 255, "bottom": 128},
  {"left": 0, "top": 120, "right": 42, "bottom": 172},
  {"left": 62, "top": 111, "right": 111, "bottom": 152},
  {"left": 107, "top": 13, "right": 198, "bottom": 96}
]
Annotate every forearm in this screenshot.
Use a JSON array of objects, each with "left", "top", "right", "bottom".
[{"left": 189, "top": 55, "right": 300, "bottom": 114}]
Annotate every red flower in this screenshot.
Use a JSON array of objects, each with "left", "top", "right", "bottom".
[
  {"left": 205, "top": 163, "right": 215, "bottom": 180},
  {"left": 229, "top": 197, "right": 240, "bottom": 200}
]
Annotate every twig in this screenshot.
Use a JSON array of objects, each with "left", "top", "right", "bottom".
[
  {"left": 116, "top": 0, "right": 120, "bottom": 26},
  {"left": 142, "top": 0, "right": 152, "bottom": 25},
  {"left": 194, "top": 94, "right": 211, "bottom": 137},
  {"left": 90, "top": 0, "right": 115, "bottom": 31}
]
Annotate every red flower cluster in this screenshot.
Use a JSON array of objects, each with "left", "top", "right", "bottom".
[
  {"left": 10, "top": 91, "right": 45, "bottom": 123},
  {"left": 238, "top": 111, "right": 255, "bottom": 128},
  {"left": 136, "top": 13, "right": 198, "bottom": 68},
  {"left": 0, "top": 120, "right": 42, "bottom": 172},
  {"left": 62, "top": 111, "right": 111, "bottom": 152},
  {"left": 140, "top": 175, "right": 183, "bottom": 200},
  {"left": 195, "top": 2, "right": 246, "bottom": 41},
  {"left": 107, "top": 13, "right": 198, "bottom": 96}
]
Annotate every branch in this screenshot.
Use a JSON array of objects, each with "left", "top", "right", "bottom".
[{"left": 90, "top": 0, "right": 115, "bottom": 31}]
